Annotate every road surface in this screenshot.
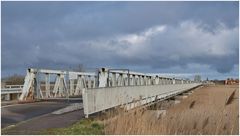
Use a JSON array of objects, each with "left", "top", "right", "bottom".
[
  {"left": 2, "top": 109, "right": 85, "bottom": 135},
  {"left": 1, "top": 99, "right": 82, "bottom": 128}
]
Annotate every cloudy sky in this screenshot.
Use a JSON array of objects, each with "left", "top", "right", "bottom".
[{"left": 1, "top": 1, "right": 239, "bottom": 80}]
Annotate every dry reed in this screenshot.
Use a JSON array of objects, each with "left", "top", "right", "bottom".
[{"left": 103, "top": 85, "right": 239, "bottom": 135}]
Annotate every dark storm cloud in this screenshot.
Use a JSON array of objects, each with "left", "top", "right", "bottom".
[{"left": 1, "top": 1, "right": 239, "bottom": 78}]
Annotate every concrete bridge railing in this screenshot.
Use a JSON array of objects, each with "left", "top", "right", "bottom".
[{"left": 82, "top": 83, "right": 201, "bottom": 117}]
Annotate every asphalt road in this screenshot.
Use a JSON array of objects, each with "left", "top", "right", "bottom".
[
  {"left": 1, "top": 100, "right": 82, "bottom": 128},
  {"left": 2, "top": 109, "right": 85, "bottom": 135}
]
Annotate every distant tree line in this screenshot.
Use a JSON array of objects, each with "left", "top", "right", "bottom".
[{"left": 4, "top": 74, "right": 25, "bottom": 85}]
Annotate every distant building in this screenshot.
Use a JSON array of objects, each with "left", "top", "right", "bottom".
[
  {"left": 225, "top": 78, "right": 239, "bottom": 85},
  {"left": 194, "top": 75, "right": 201, "bottom": 82}
]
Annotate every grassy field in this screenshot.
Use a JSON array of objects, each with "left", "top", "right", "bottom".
[{"left": 104, "top": 85, "right": 239, "bottom": 135}]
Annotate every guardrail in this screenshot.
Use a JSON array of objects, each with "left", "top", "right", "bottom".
[
  {"left": 1, "top": 88, "right": 22, "bottom": 94},
  {"left": 82, "top": 83, "right": 201, "bottom": 117},
  {"left": 5, "top": 85, "right": 24, "bottom": 88},
  {"left": 1, "top": 87, "right": 23, "bottom": 101}
]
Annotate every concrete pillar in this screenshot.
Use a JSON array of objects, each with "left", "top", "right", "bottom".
[
  {"left": 162, "top": 78, "right": 165, "bottom": 85},
  {"left": 149, "top": 76, "right": 152, "bottom": 85},
  {"left": 136, "top": 76, "right": 140, "bottom": 85},
  {"left": 131, "top": 75, "right": 135, "bottom": 86},
  {"left": 35, "top": 71, "right": 41, "bottom": 99},
  {"left": 145, "top": 76, "right": 148, "bottom": 85},
  {"left": 124, "top": 75, "right": 128, "bottom": 86},
  {"left": 112, "top": 73, "right": 116, "bottom": 87},
  {"left": 172, "top": 79, "right": 176, "bottom": 84},
  {"left": 147, "top": 76, "right": 150, "bottom": 85},
  {"left": 117, "top": 74, "right": 123, "bottom": 86},
  {"left": 139, "top": 76, "right": 143, "bottom": 85},
  {"left": 70, "top": 79, "right": 74, "bottom": 95},
  {"left": 143, "top": 76, "right": 146, "bottom": 85},
  {"left": 87, "top": 76, "right": 91, "bottom": 88},
  {"left": 53, "top": 74, "right": 60, "bottom": 94},
  {"left": 45, "top": 73, "right": 51, "bottom": 97},
  {"left": 74, "top": 76, "right": 85, "bottom": 95},
  {"left": 150, "top": 76, "right": 154, "bottom": 85},
  {"left": 142, "top": 76, "right": 146, "bottom": 85},
  {"left": 121, "top": 74, "right": 124, "bottom": 86},
  {"left": 146, "top": 76, "right": 150, "bottom": 85},
  {"left": 98, "top": 68, "right": 108, "bottom": 87},
  {"left": 122, "top": 75, "right": 126, "bottom": 86},
  {"left": 154, "top": 76, "right": 159, "bottom": 85},
  {"left": 58, "top": 74, "right": 65, "bottom": 97},
  {"left": 93, "top": 76, "right": 97, "bottom": 88}
]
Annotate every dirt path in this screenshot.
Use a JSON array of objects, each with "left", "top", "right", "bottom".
[{"left": 105, "top": 85, "right": 239, "bottom": 135}]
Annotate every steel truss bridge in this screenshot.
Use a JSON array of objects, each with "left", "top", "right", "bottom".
[{"left": 1, "top": 67, "right": 201, "bottom": 117}]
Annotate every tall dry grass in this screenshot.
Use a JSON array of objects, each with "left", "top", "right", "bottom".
[{"left": 103, "top": 85, "right": 239, "bottom": 135}]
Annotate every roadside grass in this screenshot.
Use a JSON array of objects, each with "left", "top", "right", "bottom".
[
  {"left": 41, "top": 119, "right": 104, "bottom": 135},
  {"left": 1, "top": 125, "right": 18, "bottom": 135}
]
